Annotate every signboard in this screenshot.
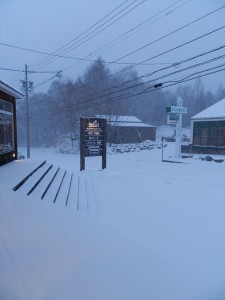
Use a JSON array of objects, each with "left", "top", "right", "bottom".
[
  {"left": 166, "top": 106, "right": 187, "bottom": 114},
  {"left": 167, "top": 114, "right": 179, "bottom": 125},
  {"left": 80, "top": 117, "right": 106, "bottom": 171},
  {"left": 165, "top": 98, "right": 188, "bottom": 159}
]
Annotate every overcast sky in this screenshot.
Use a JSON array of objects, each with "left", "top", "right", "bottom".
[{"left": 0, "top": 0, "right": 225, "bottom": 95}]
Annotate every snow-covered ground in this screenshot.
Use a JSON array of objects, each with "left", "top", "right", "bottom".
[{"left": 0, "top": 144, "right": 225, "bottom": 300}]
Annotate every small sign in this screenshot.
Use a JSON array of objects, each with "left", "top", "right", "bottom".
[
  {"left": 80, "top": 117, "right": 106, "bottom": 171},
  {"left": 166, "top": 106, "right": 187, "bottom": 114},
  {"left": 167, "top": 114, "right": 179, "bottom": 124}
]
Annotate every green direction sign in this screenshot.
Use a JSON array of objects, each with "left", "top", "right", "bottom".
[{"left": 166, "top": 106, "right": 187, "bottom": 114}]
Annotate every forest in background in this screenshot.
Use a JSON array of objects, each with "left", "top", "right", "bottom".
[{"left": 16, "top": 57, "right": 225, "bottom": 147}]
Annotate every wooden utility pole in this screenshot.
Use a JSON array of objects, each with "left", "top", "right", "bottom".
[{"left": 25, "top": 64, "right": 30, "bottom": 159}]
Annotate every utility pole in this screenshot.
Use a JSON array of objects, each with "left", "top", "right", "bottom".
[
  {"left": 20, "top": 66, "right": 61, "bottom": 159},
  {"left": 25, "top": 64, "right": 30, "bottom": 158},
  {"left": 21, "top": 64, "right": 33, "bottom": 159}
]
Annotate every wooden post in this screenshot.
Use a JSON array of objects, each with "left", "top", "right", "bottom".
[
  {"left": 80, "top": 117, "right": 85, "bottom": 171},
  {"left": 102, "top": 118, "right": 107, "bottom": 169}
]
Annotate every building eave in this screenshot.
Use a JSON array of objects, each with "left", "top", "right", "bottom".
[
  {"left": 0, "top": 80, "right": 23, "bottom": 99},
  {"left": 191, "top": 117, "right": 225, "bottom": 121}
]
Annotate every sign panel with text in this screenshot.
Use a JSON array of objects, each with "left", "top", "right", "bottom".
[
  {"left": 80, "top": 117, "right": 106, "bottom": 171},
  {"left": 166, "top": 106, "right": 187, "bottom": 114}
]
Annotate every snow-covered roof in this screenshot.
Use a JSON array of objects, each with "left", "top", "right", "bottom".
[
  {"left": 96, "top": 115, "right": 155, "bottom": 127},
  {"left": 191, "top": 98, "right": 225, "bottom": 120},
  {"left": 0, "top": 80, "right": 23, "bottom": 99}
]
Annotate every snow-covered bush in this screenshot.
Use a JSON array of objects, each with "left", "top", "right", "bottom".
[
  {"left": 108, "top": 140, "right": 165, "bottom": 154},
  {"left": 56, "top": 137, "right": 79, "bottom": 154}
]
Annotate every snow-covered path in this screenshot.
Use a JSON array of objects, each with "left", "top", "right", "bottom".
[{"left": 0, "top": 145, "right": 225, "bottom": 299}]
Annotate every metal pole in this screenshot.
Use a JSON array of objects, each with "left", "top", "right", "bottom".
[
  {"left": 175, "top": 114, "right": 182, "bottom": 159},
  {"left": 175, "top": 97, "right": 183, "bottom": 159},
  {"left": 25, "top": 64, "right": 30, "bottom": 158}
]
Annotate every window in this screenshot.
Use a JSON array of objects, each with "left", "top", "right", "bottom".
[
  {"left": 193, "top": 121, "right": 225, "bottom": 146},
  {"left": 0, "top": 99, "right": 14, "bottom": 154}
]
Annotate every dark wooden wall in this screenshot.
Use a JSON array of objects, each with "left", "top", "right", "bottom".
[
  {"left": 193, "top": 120, "right": 225, "bottom": 147},
  {"left": 109, "top": 126, "right": 156, "bottom": 144},
  {"left": 0, "top": 91, "right": 18, "bottom": 165}
]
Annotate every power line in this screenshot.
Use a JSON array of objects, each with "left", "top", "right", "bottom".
[
  {"left": 142, "top": 64, "right": 225, "bottom": 93},
  {"left": 0, "top": 67, "right": 22, "bottom": 72},
  {"left": 53, "top": 0, "right": 188, "bottom": 73},
  {"left": 35, "top": 2, "right": 224, "bottom": 74},
  {"left": 88, "top": 53, "right": 225, "bottom": 100},
  {"left": 33, "top": 72, "right": 62, "bottom": 88},
  {"left": 36, "top": 20, "right": 225, "bottom": 103},
  {"left": 1, "top": 23, "right": 223, "bottom": 76},
  {"left": 91, "top": 44, "right": 225, "bottom": 95},
  {"left": 73, "top": 66, "right": 225, "bottom": 112},
  {"left": 106, "top": 5, "right": 225, "bottom": 66},
  {"left": 65, "top": 58, "right": 225, "bottom": 109},
  {"left": 3, "top": 0, "right": 109, "bottom": 89},
  {"left": 0, "top": 42, "right": 151, "bottom": 65},
  {"left": 67, "top": 25, "right": 225, "bottom": 95},
  {"left": 63, "top": 23, "right": 225, "bottom": 95},
  {"left": 140, "top": 67, "right": 225, "bottom": 95},
  {"left": 0, "top": 67, "right": 61, "bottom": 74},
  {"left": 29, "top": 43, "right": 225, "bottom": 105},
  {"left": 83, "top": 66, "right": 225, "bottom": 114},
  {"left": 87, "top": 0, "right": 186, "bottom": 59},
  {"left": 31, "top": 0, "right": 145, "bottom": 70},
  {"left": 12, "top": 24, "right": 225, "bottom": 122},
  {"left": 27, "top": 61, "right": 225, "bottom": 119},
  {"left": 30, "top": 0, "right": 130, "bottom": 69},
  {"left": 24, "top": 66, "right": 225, "bottom": 122},
  {"left": 114, "top": 25, "right": 225, "bottom": 71}
]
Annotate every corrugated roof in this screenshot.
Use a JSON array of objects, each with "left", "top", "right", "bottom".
[
  {"left": 96, "top": 115, "right": 155, "bottom": 127},
  {"left": 0, "top": 80, "right": 23, "bottom": 99},
  {"left": 191, "top": 98, "right": 225, "bottom": 120}
]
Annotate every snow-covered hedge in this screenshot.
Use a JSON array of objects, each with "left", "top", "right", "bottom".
[{"left": 108, "top": 140, "right": 166, "bottom": 154}]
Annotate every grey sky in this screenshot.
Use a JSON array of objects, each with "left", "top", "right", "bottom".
[{"left": 0, "top": 0, "right": 225, "bottom": 94}]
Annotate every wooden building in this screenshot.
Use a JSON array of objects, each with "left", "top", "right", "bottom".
[
  {"left": 189, "top": 98, "right": 225, "bottom": 154},
  {"left": 0, "top": 80, "right": 23, "bottom": 165},
  {"left": 97, "top": 115, "right": 156, "bottom": 144}
]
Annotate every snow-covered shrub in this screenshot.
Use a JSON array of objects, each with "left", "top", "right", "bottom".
[
  {"left": 56, "top": 137, "right": 79, "bottom": 154},
  {"left": 108, "top": 140, "right": 163, "bottom": 154}
]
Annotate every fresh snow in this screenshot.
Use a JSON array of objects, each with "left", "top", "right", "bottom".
[
  {"left": 191, "top": 97, "right": 225, "bottom": 120},
  {"left": 0, "top": 144, "right": 225, "bottom": 300}
]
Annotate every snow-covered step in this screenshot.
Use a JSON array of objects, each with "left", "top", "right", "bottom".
[
  {"left": 11, "top": 161, "right": 99, "bottom": 215},
  {"left": 27, "top": 164, "right": 53, "bottom": 196},
  {"left": 77, "top": 173, "right": 87, "bottom": 212},
  {"left": 40, "top": 167, "right": 60, "bottom": 200},
  {"left": 65, "top": 172, "right": 73, "bottom": 207},
  {"left": 1, "top": 160, "right": 44, "bottom": 190},
  {"left": 66, "top": 173, "right": 79, "bottom": 210},
  {"left": 45, "top": 168, "right": 65, "bottom": 204},
  {"left": 85, "top": 178, "right": 98, "bottom": 216},
  {"left": 53, "top": 171, "right": 72, "bottom": 207},
  {"left": 16, "top": 162, "right": 52, "bottom": 197}
]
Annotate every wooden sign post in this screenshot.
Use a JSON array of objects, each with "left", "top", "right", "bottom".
[{"left": 80, "top": 117, "right": 107, "bottom": 171}]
